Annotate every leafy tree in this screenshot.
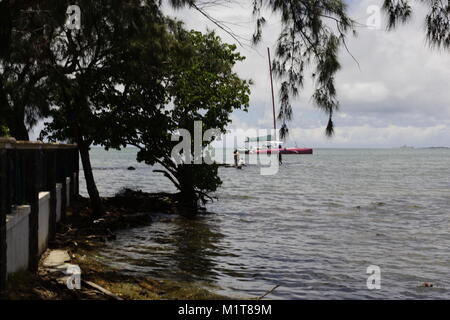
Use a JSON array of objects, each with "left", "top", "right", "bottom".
[
  {"left": 129, "top": 28, "right": 251, "bottom": 211},
  {"left": 41, "top": 1, "right": 170, "bottom": 216},
  {"left": 0, "top": 121, "right": 9, "bottom": 137},
  {"left": 0, "top": 0, "right": 67, "bottom": 140},
  {"left": 0, "top": 38, "right": 51, "bottom": 140},
  {"left": 383, "top": 0, "right": 449, "bottom": 48}
]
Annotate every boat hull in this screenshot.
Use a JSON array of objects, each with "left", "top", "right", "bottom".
[{"left": 247, "top": 148, "right": 313, "bottom": 155}]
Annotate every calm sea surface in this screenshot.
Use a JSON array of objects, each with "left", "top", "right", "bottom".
[{"left": 80, "top": 147, "right": 450, "bottom": 299}]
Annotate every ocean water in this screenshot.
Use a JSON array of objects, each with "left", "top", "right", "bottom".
[{"left": 80, "top": 147, "right": 450, "bottom": 299}]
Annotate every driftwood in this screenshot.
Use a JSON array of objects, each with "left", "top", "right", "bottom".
[
  {"left": 82, "top": 280, "right": 123, "bottom": 300},
  {"left": 256, "top": 285, "right": 280, "bottom": 300}
]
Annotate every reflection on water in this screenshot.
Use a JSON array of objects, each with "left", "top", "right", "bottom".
[
  {"left": 100, "top": 214, "right": 229, "bottom": 290},
  {"left": 166, "top": 216, "right": 223, "bottom": 281},
  {"left": 83, "top": 148, "right": 450, "bottom": 299}
]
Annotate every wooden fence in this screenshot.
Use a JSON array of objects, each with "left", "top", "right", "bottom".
[{"left": 0, "top": 138, "right": 79, "bottom": 293}]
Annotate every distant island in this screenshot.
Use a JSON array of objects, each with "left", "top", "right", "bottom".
[{"left": 398, "top": 146, "right": 450, "bottom": 149}]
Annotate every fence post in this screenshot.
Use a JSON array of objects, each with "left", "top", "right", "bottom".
[
  {"left": 45, "top": 147, "right": 57, "bottom": 243},
  {"left": 75, "top": 147, "right": 79, "bottom": 197},
  {"left": 0, "top": 148, "right": 8, "bottom": 293},
  {"left": 57, "top": 149, "right": 67, "bottom": 222},
  {"left": 65, "top": 149, "right": 72, "bottom": 205},
  {"left": 24, "top": 146, "right": 41, "bottom": 273},
  {"left": 71, "top": 147, "right": 78, "bottom": 199},
  {"left": 0, "top": 138, "right": 16, "bottom": 293},
  {"left": 9, "top": 148, "right": 18, "bottom": 208}
]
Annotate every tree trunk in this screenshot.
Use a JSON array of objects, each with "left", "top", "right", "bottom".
[
  {"left": 77, "top": 138, "right": 104, "bottom": 217},
  {"left": 8, "top": 111, "right": 29, "bottom": 140},
  {"left": 178, "top": 164, "right": 198, "bottom": 214},
  {"left": 0, "top": 81, "right": 10, "bottom": 136},
  {"left": 0, "top": 84, "right": 29, "bottom": 140}
]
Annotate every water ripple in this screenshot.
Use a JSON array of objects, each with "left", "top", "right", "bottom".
[{"left": 83, "top": 148, "right": 450, "bottom": 299}]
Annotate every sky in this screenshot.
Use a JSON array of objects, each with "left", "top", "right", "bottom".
[{"left": 163, "top": 0, "right": 450, "bottom": 148}]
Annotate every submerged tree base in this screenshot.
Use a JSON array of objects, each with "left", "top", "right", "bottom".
[
  {"left": 3, "top": 192, "right": 226, "bottom": 300},
  {"left": 108, "top": 188, "right": 209, "bottom": 216}
]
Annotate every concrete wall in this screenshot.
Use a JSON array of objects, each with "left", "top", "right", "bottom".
[
  {"left": 6, "top": 187, "right": 69, "bottom": 275},
  {"left": 5, "top": 177, "right": 75, "bottom": 276},
  {"left": 38, "top": 192, "right": 50, "bottom": 256},
  {"left": 6, "top": 206, "right": 31, "bottom": 274}
]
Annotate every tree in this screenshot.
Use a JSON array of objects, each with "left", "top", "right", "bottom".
[
  {"left": 0, "top": 36, "right": 51, "bottom": 140},
  {"left": 0, "top": 0, "right": 67, "bottom": 140},
  {"left": 0, "top": 121, "right": 9, "bottom": 137},
  {"left": 128, "top": 28, "right": 251, "bottom": 212},
  {"left": 383, "top": 0, "right": 449, "bottom": 48},
  {"left": 41, "top": 1, "right": 170, "bottom": 216}
]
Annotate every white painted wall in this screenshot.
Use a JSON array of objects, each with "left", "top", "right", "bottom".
[
  {"left": 38, "top": 192, "right": 50, "bottom": 256},
  {"left": 6, "top": 175, "right": 74, "bottom": 276},
  {"left": 6, "top": 206, "right": 30, "bottom": 274}
]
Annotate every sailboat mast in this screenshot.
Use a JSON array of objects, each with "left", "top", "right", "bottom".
[{"left": 267, "top": 47, "right": 277, "bottom": 132}]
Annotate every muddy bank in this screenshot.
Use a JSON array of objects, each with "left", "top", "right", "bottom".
[{"left": 5, "top": 190, "right": 228, "bottom": 300}]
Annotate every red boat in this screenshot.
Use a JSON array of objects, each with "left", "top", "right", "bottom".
[
  {"left": 240, "top": 136, "right": 313, "bottom": 155},
  {"left": 250, "top": 147, "right": 313, "bottom": 154}
]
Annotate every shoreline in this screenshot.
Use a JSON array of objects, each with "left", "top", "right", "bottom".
[{"left": 4, "top": 191, "right": 230, "bottom": 300}]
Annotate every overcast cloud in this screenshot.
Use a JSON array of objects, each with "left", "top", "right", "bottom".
[{"left": 164, "top": 0, "right": 450, "bottom": 148}]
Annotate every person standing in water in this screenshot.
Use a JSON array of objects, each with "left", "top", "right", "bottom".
[
  {"left": 278, "top": 144, "right": 283, "bottom": 165},
  {"left": 234, "top": 149, "right": 240, "bottom": 167}
]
